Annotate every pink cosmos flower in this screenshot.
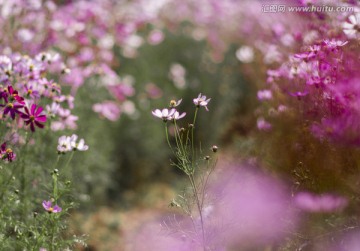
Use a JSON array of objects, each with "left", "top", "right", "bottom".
[
  {"left": 42, "top": 200, "right": 62, "bottom": 213},
  {"left": 21, "top": 104, "right": 47, "bottom": 132},
  {"left": 193, "top": 93, "right": 211, "bottom": 111}
]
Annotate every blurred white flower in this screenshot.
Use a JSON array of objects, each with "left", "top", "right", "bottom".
[{"left": 236, "top": 46, "right": 254, "bottom": 63}]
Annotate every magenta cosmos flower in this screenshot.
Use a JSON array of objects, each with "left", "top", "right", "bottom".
[
  {"left": 21, "top": 104, "right": 47, "bottom": 132},
  {"left": 1, "top": 101, "right": 24, "bottom": 120},
  {"left": 0, "top": 142, "right": 16, "bottom": 162},
  {"left": 42, "top": 200, "right": 62, "bottom": 213}
]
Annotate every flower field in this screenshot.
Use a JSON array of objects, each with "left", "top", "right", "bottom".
[{"left": 1, "top": 0, "right": 360, "bottom": 250}]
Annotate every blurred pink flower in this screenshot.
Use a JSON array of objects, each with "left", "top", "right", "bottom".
[
  {"left": 93, "top": 101, "right": 121, "bottom": 121},
  {"left": 148, "top": 30, "right": 164, "bottom": 45},
  {"left": 145, "top": 83, "right": 163, "bottom": 99},
  {"left": 257, "top": 89, "right": 272, "bottom": 101},
  {"left": 294, "top": 192, "right": 348, "bottom": 213},
  {"left": 257, "top": 117, "right": 272, "bottom": 131},
  {"left": 129, "top": 220, "right": 194, "bottom": 251},
  {"left": 206, "top": 164, "right": 298, "bottom": 249}
]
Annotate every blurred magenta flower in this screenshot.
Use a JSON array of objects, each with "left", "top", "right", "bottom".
[
  {"left": 294, "top": 192, "right": 348, "bottom": 213},
  {"left": 193, "top": 93, "right": 211, "bottom": 111},
  {"left": 21, "top": 104, "right": 47, "bottom": 132},
  {"left": 42, "top": 200, "right": 62, "bottom": 213}
]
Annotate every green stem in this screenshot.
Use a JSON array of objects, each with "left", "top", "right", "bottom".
[
  {"left": 0, "top": 162, "right": 17, "bottom": 200},
  {"left": 63, "top": 151, "right": 75, "bottom": 173},
  {"left": 50, "top": 215, "right": 56, "bottom": 251},
  {"left": 191, "top": 108, "right": 199, "bottom": 171},
  {"left": 165, "top": 123, "right": 174, "bottom": 153},
  {"left": 188, "top": 174, "right": 205, "bottom": 250}
]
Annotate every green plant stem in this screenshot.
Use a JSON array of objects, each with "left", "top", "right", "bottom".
[
  {"left": 0, "top": 163, "right": 17, "bottom": 200},
  {"left": 50, "top": 215, "right": 56, "bottom": 251},
  {"left": 20, "top": 137, "right": 30, "bottom": 222},
  {"left": 174, "top": 120, "right": 186, "bottom": 155},
  {"left": 64, "top": 151, "right": 75, "bottom": 173},
  {"left": 188, "top": 174, "right": 205, "bottom": 251},
  {"left": 191, "top": 108, "right": 199, "bottom": 171},
  {"left": 165, "top": 123, "right": 174, "bottom": 152}
]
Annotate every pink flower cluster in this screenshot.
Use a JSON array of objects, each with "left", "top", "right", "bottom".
[
  {"left": 0, "top": 53, "right": 78, "bottom": 137},
  {"left": 0, "top": 0, "right": 171, "bottom": 122},
  {"left": 231, "top": 1, "right": 360, "bottom": 146}
]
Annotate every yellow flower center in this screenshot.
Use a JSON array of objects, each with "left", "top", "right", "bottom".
[
  {"left": 27, "top": 89, "right": 33, "bottom": 95},
  {"left": 170, "top": 100, "right": 176, "bottom": 107},
  {"left": 7, "top": 103, "right": 13, "bottom": 108},
  {"left": 6, "top": 148, "right": 12, "bottom": 154},
  {"left": 30, "top": 115, "right": 35, "bottom": 121}
]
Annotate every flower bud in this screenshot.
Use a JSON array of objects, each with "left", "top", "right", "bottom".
[{"left": 212, "top": 145, "right": 218, "bottom": 153}]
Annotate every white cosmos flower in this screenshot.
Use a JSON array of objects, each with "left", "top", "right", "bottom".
[
  {"left": 193, "top": 93, "right": 211, "bottom": 111},
  {"left": 57, "top": 135, "right": 71, "bottom": 153},
  {"left": 69, "top": 134, "right": 89, "bottom": 151},
  {"left": 151, "top": 108, "right": 176, "bottom": 121},
  {"left": 169, "top": 111, "right": 186, "bottom": 120},
  {"left": 343, "top": 13, "right": 360, "bottom": 38}
]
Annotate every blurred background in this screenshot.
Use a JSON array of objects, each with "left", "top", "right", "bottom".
[{"left": 2, "top": 0, "right": 359, "bottom": 250}]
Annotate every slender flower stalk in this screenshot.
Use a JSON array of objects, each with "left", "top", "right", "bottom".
[{"left": 152, "top": 94, "right": 212, "bottom": 251}]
